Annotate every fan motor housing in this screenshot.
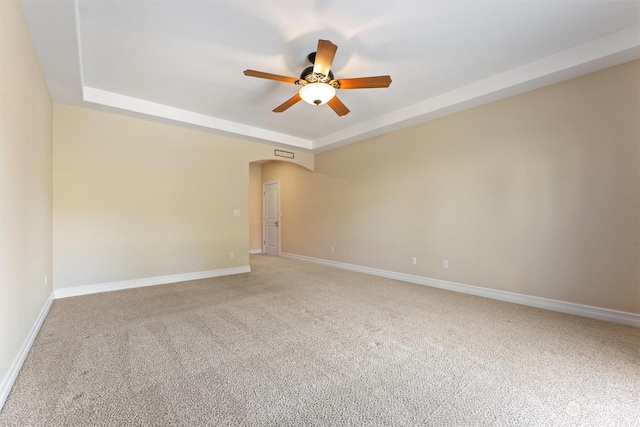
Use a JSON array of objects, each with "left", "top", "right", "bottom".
[
  {"left": 298, "top": 51, "right": 339, "bottom": 87},
  {"left": 299, "top": 66, "right": 334, "bottom": 84}
]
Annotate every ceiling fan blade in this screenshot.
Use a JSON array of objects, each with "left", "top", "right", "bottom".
[
  {"left": 313, "top": 40, "right": 338, "bottom": 77},
  {"left": 327, "top": 96, "right": 350, "bottom": 116},
  {"left": 336, "top": 76, "right": 392, "bottom": 89},
  {"left": 273, "top": 93, "right": 302, "bottom": 113},
  {"left": 244, "top": 70, "right": 298, "bottom": 84}
]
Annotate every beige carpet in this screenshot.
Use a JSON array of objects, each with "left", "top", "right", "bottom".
[{"left": 1, "top": 255, "right": 638, "bottom": 426}]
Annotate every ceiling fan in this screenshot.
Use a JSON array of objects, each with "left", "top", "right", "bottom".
[{"left": 243, "top": 39, "right": 392, "bottom": 117}]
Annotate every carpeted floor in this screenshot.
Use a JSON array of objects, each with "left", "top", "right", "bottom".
[{"left": 1, "top": 255, "right": 639, "bottom": 426}]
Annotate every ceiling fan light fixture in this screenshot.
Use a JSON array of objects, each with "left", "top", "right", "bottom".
[
  {"left": 299, "top": 82, "right": 335, "bottom": 106},
  {"left": 244, "top": 39, "right": 390, "bottom": 115}
]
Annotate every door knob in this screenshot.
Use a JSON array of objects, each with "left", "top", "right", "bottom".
[{"left": 275, "top": 221, "right": 279, "bottom": 227}]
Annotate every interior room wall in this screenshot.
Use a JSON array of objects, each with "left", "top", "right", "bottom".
[
  {"left": 53, "top": 104, "right": 312, "bottom": 290},
  {"left": 249, "top": 162, "right": 263, "bottom": 252},
  {"left": 0, "top": 0, "right": 53, "bottom": 380},
  {"left": 262, "top": 60, "right": 640, "bottom": 314}
]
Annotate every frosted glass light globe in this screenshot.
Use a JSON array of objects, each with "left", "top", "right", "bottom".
[{"left": 299, "top": 83, "right": 336, "bottom": 106}]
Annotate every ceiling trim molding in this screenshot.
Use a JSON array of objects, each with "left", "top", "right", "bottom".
[
  {"left": 83, "top": 87, "right": 313, "bottom": 149},
  {"left": 311, "top": 25, "right": 640, "bottom": 151},
  {"left": 73, "top": 0, "right": 85, "bottom": 91},
  {"left": 73, "top": 0, "right": 313, "bottom": 149}
]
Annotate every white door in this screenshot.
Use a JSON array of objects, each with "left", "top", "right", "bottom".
[{"left": 263, "top": 181, "right": 280, "bottom": 255}]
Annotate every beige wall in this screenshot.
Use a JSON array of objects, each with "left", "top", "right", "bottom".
[
  {"left": 263, "top": 60, "right": 640, "bottom": 314},
  {"left": 0, "top": 1, "right": 53, "bottom": 379},
  {"left": 249, "top": 162, "right": 263, "bottom": 251},
  {"left": 53, "top": 104, "right": 312, "bottom": 289}
]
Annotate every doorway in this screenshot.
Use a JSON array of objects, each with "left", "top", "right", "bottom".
[{"left": 263, "top": 180, "right": 280, "bottom": 255}]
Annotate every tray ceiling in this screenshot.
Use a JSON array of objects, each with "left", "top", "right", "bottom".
[{"left": 20, "top": 0, "right": 640, "bottom": 151}]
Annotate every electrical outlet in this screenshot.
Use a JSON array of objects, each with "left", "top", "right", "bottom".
[
  {"left": 411, "top": 257, "right": 417, "bottom": 265},
  {"left": 330, "top": 246, "right": 335, "bottom": 254},
  {"left": 442, "top": 260, "right": 448, "bottom": 269},
  {"left": 229, "top": 251, "right": 234, "bottom": 259},
  {"left": 233, "top": 209, "right": 241, "bottom": 217},
  {"left": 44, "top": 274, "right": 48, "bottom": 287}
]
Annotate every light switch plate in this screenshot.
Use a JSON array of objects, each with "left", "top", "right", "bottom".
[{"left": 233, "top": 209, "right": 241, "bottom": 217}]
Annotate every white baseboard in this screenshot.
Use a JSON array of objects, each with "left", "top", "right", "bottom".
[
  {"left": 281, "top": 253, "right": 640, "bottom": 327},
  {"left": 53, "top": 266, "right": 251, "bottom": 299},
  {"left": 249, "top": 249, "right": 263, "bottom": 254},
  {"left": 0, "top": 291, "right": 54, "bottom": 411}
]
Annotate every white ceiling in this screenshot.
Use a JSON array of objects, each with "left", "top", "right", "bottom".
[{"left": 20, "top": 0, "right": 640, "bottom": 152}]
